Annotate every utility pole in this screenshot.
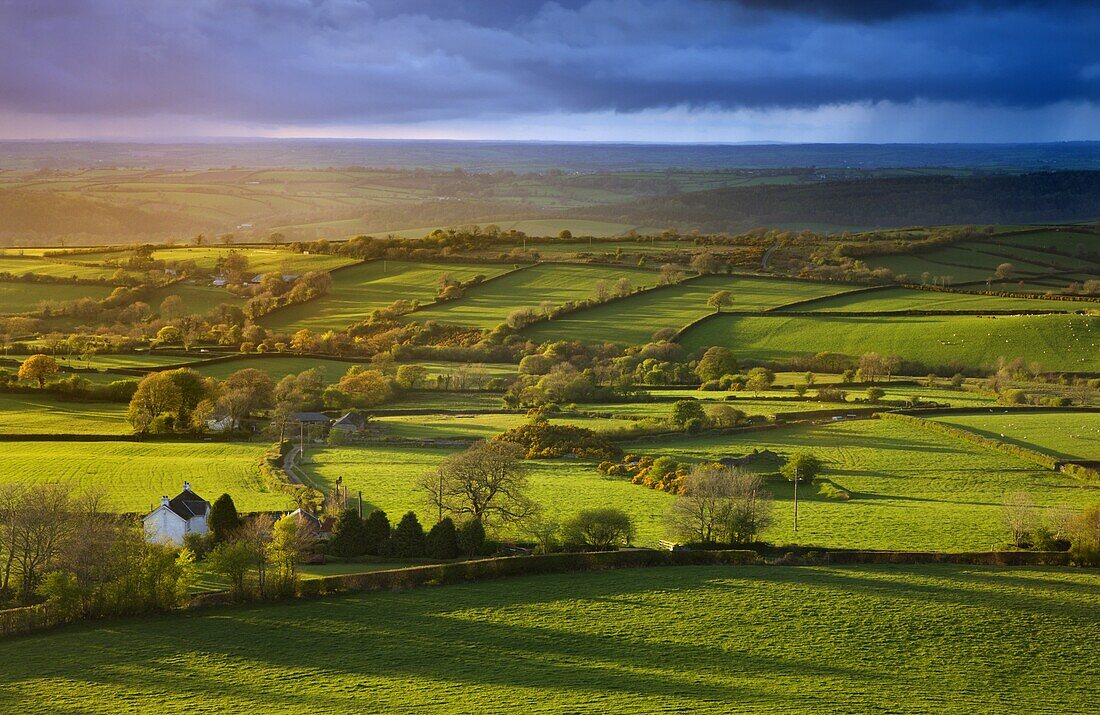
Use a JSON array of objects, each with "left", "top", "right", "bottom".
[{"left": 793, "top": 466, "right": 799, "bottom": 533}]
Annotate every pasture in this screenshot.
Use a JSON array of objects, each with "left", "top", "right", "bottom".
[
  {"left": 1, "top": 564, "right": 1096, "bottom": 713},
  {"left": 0, "top": 281, "right": 112, "bottom": 315},
  {"left": 144, "top": 283, "right": 245, "bottom": 315},
  {"left": 148, "top": 247, "right": 359, "bottom": 274},
  {"left": 783, "top": 286, "right": 1091, "bottom": 312},
  {"left": 992, "top": 229, "right": 1100, "bottom": 256},
  {"left": 928, "top": 411, "right": 1100, "bottom": 461},
  {"left": 260, "top": 260, "right": 512, "bottom": 333},
  {"left": 373, "top": 412, "right": 638, "bottom": 441},
  {"left": 414, "top": 263, "right": 656, "bottom": 329},
  {"left": 0, "top": 441, "right": 284, "bottom": 513},
  {"left": 0, "top": 393, "right": 130, "bottom": 435},
  {"left": 679, "top": 313, "right": 1099, "bottom": 372},
  {"left": 523, "top": 275, "right": 857, "bottom": 345},
  {"left": 0, "top": 257, "right": 122, "bottom": 281}
]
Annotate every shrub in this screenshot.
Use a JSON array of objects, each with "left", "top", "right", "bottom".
[
  {"left": 496, "top": 421, "right": 621, "bottom": 461},
  {"left": 208, "top": 493, "right": 242, "bottom": 543},
  {"left": 671, "top": 399, "right": 706, "bottom": 428},
  {"left": 1068, "top": 505, "right": 1100, "bottom": 566},
  {"left": 562, "top": 508, "right": 636, "bottom": 550},
  {"left": 182, "top": 532, "right": 215, "bottom": 560},
  {"left": 391, "top": 512, "right": 426, "bottom": 557},
  {"left": 456, "top": 519, "right": 487, "bottom": 557},
  {"left": 424, "top": 518, "right": 460, "bottom": 559},
  {"left": 781, "top": 452, "right": 822, "bottom": 482},
  {"left": 362, "top": 509, "right": 391, "bottom": 556},
  {"left": 329, "top": 509, "right": 369, "bottom": 557}
]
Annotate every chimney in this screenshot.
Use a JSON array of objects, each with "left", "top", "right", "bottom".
[
  {"left": 183, "top": 481, "right": 191, "bottom": 492},
  {"left": 162, "top": 496, "right": 170, "bottom": 507}
]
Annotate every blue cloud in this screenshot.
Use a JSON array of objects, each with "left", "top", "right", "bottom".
[{"left": 0, "top": 0, "right": 1096, "bottom": 128}]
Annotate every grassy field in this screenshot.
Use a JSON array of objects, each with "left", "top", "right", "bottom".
[
  {"left": 147, "top": 246, "right": 359, "bottom": 274},
  {"left": 679, "top": 313, "right": 1099, "bottom": 372},
  {"left": 144, "top": 283, "right": 245, "bottom": 315},
  {"left": 992, "top": 229, "right": 1100, "bottom": 255},
  {"left": 52, "top": 353, "right": 197, "bottom": 370},
  {"left": 865, "top": 254, "right": 1005, "bottom": 285},
  {"left": 625, "top": 417, "right": 1099, "bottom": 550},
  {"left": 373, "top": 412, "right": 638, "bottom": 440},
  {"left": 414, "top": 263, "right": 657, "bottom": 329},
  {"left": 0, "top": 257, "right": 123, "bottom": 281},
  {"left": 0, "top": 441, "right": 285, "bottom": 512},
  {"left": 0, "top": 393, "right": 130, "bottom": 434},
  {"left": 300, "top": 444, "right": 675, "bottom": 544},
  {"left": 927, "top": 411, "right": 1100, "bottom": 461},
  {"left": 523, "top": 275, "right": 858, "bottom": 345},
  {"left": 784, "top": 287, "right": 1092, "bottom": 312},
  {"left": 260, "top": 260, "right": 512, "bottom": 333},
  {"left": 0, "top": 281, "right": 112, "bottom": 315},
  {"left": 1, "top": 564, "right": 1096, "bottom": 713}
]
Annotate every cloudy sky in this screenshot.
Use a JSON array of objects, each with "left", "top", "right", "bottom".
[{"left": 2, "top": 0, "right": 1099, "bottom": 142}]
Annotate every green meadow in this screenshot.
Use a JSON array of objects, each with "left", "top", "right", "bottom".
[
  {"left": 0, "top": 257, "right": 122, "bottom": 281},
  {"left": 413, "top": 263, "right": 656, "bottom": 329},
  {"left": 0, "top": 441, "right": 284, "bottom": 513},
  {"left": 784, "top": 286, "right": 1091, "bottom": 312},
  {"left": 523, "top": 275, "right": 856, "bottom": 345},
  {"left": 1, "top": 564, "right": 1096, "bottom": 714},
  {"left": 260, "top": 260, "right": 512, "bottom": 333},
  {"left": 148, "top": 246, "right": 359, "bottom": 274},
  {"left": 928, "top": 411, "right": 1100, "bottom": 461},
  {"left": 0, "top": 393, "right": 130, "bottom": 435},
  {"left": 679, "top": 313, "right": 1099, "bottom": 372},
  {"left": 0, "top": 281, "right": 113, "bottom": 315}
]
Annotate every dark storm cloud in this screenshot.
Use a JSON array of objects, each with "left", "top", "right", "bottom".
[{"left": 0, "top": 0, "right": 1097, "bottom": 126}]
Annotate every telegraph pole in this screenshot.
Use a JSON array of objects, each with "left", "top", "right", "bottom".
[{"left": 793, "top": 466, "right": 799, "bottom": 533}]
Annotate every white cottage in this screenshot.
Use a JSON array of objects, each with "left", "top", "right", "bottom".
[{"left": 143, "top": 482, "right": 211, "bottom": 545}]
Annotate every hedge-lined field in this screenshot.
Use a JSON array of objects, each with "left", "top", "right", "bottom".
[
  {"left": 866, "top": 254, "right": 1004, "bottom": 284},
  {"left": 0, "top": 281, "right": 112, "bottom": 315},
  {"left": 260, "top": 260, "right": 511, "bottom": 332},
  {"left": 0, "top": 257, "right": 121, "bottom": 281},
  {"left": 373, "top": 412, "right": 638, "bottom": 441},
  {"left": 781, "top": 287, "right": 1090, "bottom": 312},
  {"left": 927, "top": 411, "right": 1100, "bottom": 461},
  {"left": 523, "top": 275, "right": 857, "bottom": 345},
  {"left": 147, "top": 247, "right": 360, "bottom": 274},
  {"left": 625, "top": 418, "right": 1098, "bottom": 550},
  {"left": 993, "top": 229, "right": 1100, "bottom": 255},
  {"left": 0, "top": 394, "right": 130, "bottom": 435},
  {"left": 679, "top": 313, "right": 1099, "bottom": 372},
  {"left": 300, "top": 444, "right": 676, "bottom": 544},
  {"left": 0, "top": 441, "right": 283, "bottom": 512},
  {"left": 2, "top": 564, "right": 1096, "bottom": 713},
  {"left": 413, "top": 263, "right": 656, "bottom": 329},
  {"left": 144, "top": 283, "right": 246, "bottom": 315}
]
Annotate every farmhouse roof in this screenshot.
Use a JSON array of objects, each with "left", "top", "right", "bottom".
[
  {"left": 166, "top": 482, "right": 209, "bottom": 521},
  {"left": 333, "top": 412, "right": 366, "bottom": 430},
  {"left": 291, "top": 411, "right": 331, "bottom": 424}
]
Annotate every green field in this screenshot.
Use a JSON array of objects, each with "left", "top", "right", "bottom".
[
  {"left": 2, "top": 564, "right": 1096, "bottom": 713},
  {"left": 0, "top": 441, "right": 284, "bottom": 512},
  {"left": 783, "top": 287, "right": 1091, "bottom": 312},
  {"left": 992, "top": 230, "right": 1100, "bottom": 256},
  {"left": 928, "top": 411, "right": 1100, "bottom": 461},
  {"left": 0, "top": 393, "right": 130, "bottom": 434},
  {"left": 144, "top": 283, "right": 245, "bottom": 315},
  {"left": 260, "top": 260, "right": 512, "bottom": 333},
  {"left": 627, "top": 417, "right": 1099, "bottom": 550},
  {"left": 52, "top": 353, "right": 196, "bottom": 371},
  {"left": 0, "top": 257, "right": 123, "bottom": 281},
  {"left": 679, "top": 313, "right": 1099, "bottom": 372},
  {"left": 523, "top": 275, "right": 857, "bottom": 345},
  {"left": 301, "top": 444, "right": 675, "bottom": 544},
  {"left": 866, "top": 254, "right": 1015, "bottom": 285},
  {"left": 414, "top": 263, "right": 656, "bottom": 329},
  {"left": 148, "top": 246, "right": 359, "bottom": 274},
  {"left": 0, "top": 281, "right": 113, "bottom": 315},
  {"left": 374, "top": 412, "right": 638, "bottom": 441}
]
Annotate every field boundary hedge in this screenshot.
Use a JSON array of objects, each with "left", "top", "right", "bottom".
[{"left": 766, "top": 284, "right": 892, "bottom": 312}]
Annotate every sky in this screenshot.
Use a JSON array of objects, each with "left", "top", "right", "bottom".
[{"left": 1, "top": 0, "right": 1099, "bottom": 143}]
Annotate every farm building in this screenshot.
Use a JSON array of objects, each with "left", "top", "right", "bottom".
[
  {"left": 142, "top": 482, "right": 210, "bottom": 546},
  {"left": 291, "top": 411, "right": 330, "bottom": 425},
  {"left": 286, "top": 508, "right": 333, "bottom": 540},
  {"left": 332, "top": 412, "right": 366, "bottom": 433}
]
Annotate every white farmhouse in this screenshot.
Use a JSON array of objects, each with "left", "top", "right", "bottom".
[{"left": 142, "top": 482, "right": 211, "bottom": 546}]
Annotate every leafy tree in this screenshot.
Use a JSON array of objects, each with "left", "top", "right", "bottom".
[
  {"left": 395, "top": 364, "right": 428, "bottom": 389},
  {"left": 127, "top": 372, "right": 184, "bottom": 432},
  {"left": 669, "top": 465, "right": 773, "bottom": 544},
  {"left": 362, "top": 509, "right": 391, "bottom": 555},
  {"left": 781, "top": 452, "right": 822, "bottom": 483},
  {"left": 328, "top": 509, "right": 369, "bottom": 557},
  {"left": 745, "top": 367, "right": 775, "bottom": 396},
  {"left": 224, "top": 368, "right": 275, "bottom": 417},
  {"left": 1002, "top": 492, "right": 1037, "bottom": 548},
  {"left": 695, "top": 346, "right": 738, "bottom": 381},
  {"left": 267, "top": 514, "right": 314, "bottom": 595},
  {"left": 671, "top": 399, "right": 706, "bottom": 428},
  {"left": 155, "top": 325, "right": 183, "bottom": 345},
  {"left": 208, "top": 494, "right": 242, "bottom": 543},
  {"left": 1067, "top": 504, "right": 1100, "bottom": 566},
  {"left": 207, "top": 540, "right": 254, "bottom": 598},
  {"left": 706, "top": 290, "right": 734, "bottom": 313},
  {"left": 424, "top": 517, "right": 460, "bottom": 559},
  {"left": 562, "top": 508, "right": 635, "bottom": 549},
  {"left": 866, "top": 386, "right": 885, "bottom": 403},
  {"left": 391, "top": 511, "right": 426, "bottom": 557},
  {"left": 18, "top": 354, "right": 58, "bottom": 388}
]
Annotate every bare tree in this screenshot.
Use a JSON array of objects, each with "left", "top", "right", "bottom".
[
  {"left": 1002, "top": 491, "right": 1037, "bottom": 548},
  {"left": 421, "top": 441, "right": 538, "bottom": 528},
  {"left": 5, "top": 483, "right": 77, "bottom": 602},
  {"left": 669, "top": 466, "right": 773, "bottom": 545}
]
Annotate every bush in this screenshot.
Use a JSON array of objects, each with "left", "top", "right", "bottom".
[
  {"left": 391, "top": 512, "right": 426, "bottom": 558},
  {"left": 208, "top": 493, "right": 242, "bottom": 543},
  {"left": 495, "top": 420, "right": 622, "bottom": 461},
  {"left": 1068, "top": 505, "right": 1100, "bottom": 566},
  {"left": 781, "top": 452, "right": 822, "bottom": 482},
  {"left": 362, "top": 509, "right": 391, "bottom": 556},
  {"left": 562, "top": 508, "right": 636, "bottom": 550},
  {"left": 182, "top": 532, "right": 215, "bottom": 560},
  {"left": 671, "top": 399, "right": 706, "bottom": 428},
  {"left": 424, "top": 517, "right": 460, "bottom": 559},
  {"left": 456, "top": 519, "right": 486, "bottom": 557},
  {"left": 329, "top": 509, "right": 369, "bottom": 557}
]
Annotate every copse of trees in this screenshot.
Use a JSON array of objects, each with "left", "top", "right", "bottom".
[
  {"left": 562, "top": 508, "right": 636, "bottom": 550},
  {"left": 668, "top": 465, "right": 774, "bottom": 545}
]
